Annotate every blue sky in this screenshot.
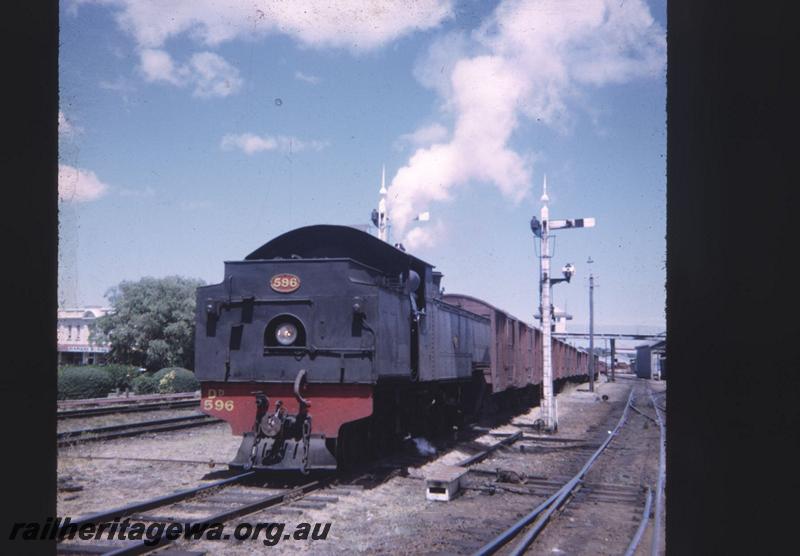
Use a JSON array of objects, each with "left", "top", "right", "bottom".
[{"left": 59, "top": 0, "right": 667, "bottom": 352}]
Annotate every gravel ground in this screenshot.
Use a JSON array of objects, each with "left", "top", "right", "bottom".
[
  {"left": 532, "top": 378, "right": 665, "bottom": 556},
  {"left": 57, "top": 421, "right": 242, "bottom": 518},
  {"left": 56, "top": 377, "right": 666, "bottom": 555},
  {"left": 162, "top": 378, "right": 660, "bottom": 555}
]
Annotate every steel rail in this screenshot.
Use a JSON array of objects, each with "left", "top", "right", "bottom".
[
  {"left": 58, "top": 454, "right": 223, "bottom": 466},
  {"left": 650, "top": 391, "right": 666, "bottom": 556},
  {"left": 58, "top": 392, "right": 199, "bottom": 408},
  {"left": 457, "top": 431, "right": 523, "bottom": 467},
  {"left": 57, "top": 414, "right": 220, "bottom": 447},
  {"left": 624, "top": 487, "right": 653, "bottom": 556},
  {"left": 61, "top": 472, "right": 255, "bottom": 530},
  {"left": 58, "top": 414, "right": 212, "bottom": 439},
  {"left": 473, "top": 387, "right": 636, "bottom": 556},
  {"left": 101, "top": 480, "right": 325, "bottom": 556},
  {"left": 629, "top": 403, "right": 658, "bottom": 423},
  {"left": 58, "top": 400, "right": 199, "bottom": 419}
]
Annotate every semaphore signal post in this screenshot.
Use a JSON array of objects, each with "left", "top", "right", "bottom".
[{"left": 530, "top": 176, "right": 595, "bottom": 432}]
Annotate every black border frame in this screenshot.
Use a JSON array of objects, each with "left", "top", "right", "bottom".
[{"left": 3, "top": 1, "right": 799, "bottom": 554}]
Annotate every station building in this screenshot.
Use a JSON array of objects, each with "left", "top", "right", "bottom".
[
  {"left": 635, "top": 338, "right": 667, "bottom": 380},
  {"left": 57, "top": 307, "right": 111, "bottom": 366}
]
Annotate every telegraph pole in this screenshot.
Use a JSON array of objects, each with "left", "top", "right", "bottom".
[
  {"left": 588, "top": 260, "right": 595, "bottom": 392},
  {"left": 610, "top": 338, "right": 616, "bottom": 382},
  {"left": 530, "top": 176, "right": 594, "bottom": 431}
]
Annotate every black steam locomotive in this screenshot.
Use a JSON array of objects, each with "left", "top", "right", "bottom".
[{"left": 195, "top": 225, "right": 592, "bottom": 472}]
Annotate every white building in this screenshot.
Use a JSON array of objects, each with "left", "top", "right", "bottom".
[
  {"left": 553, "top": 306, "right": 572, "bottom": 333},
  {"left": 534, "top": 305, "right": 573, "bottom": 333},
  {"left": 57, "top": 307, "right": 111, "bottom": 366}
]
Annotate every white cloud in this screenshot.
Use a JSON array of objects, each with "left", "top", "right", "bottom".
[
  {"left": 75, "top": 1, "right": 453, "bottom": 100},
  {"left": 138, "top": 49, "right": 242, "bottom": 97},
  {"left": 188, "top": 52, "right": 243, "bottom": 97},
  {"left": 58, "top": 164, "right": 109, "bottom": 203},
  {"left": 221, "top": 133, "right": 328, "bottom": 155},
  {"left": 140, "top": 48, "right": 183, "bottom": 85},
  {"left": 96, "top": 0, "right": 454, "bottom": 52},
  {"left": 221, "top": 133, "right": 277, "bottom": 154},
  {"left": 58, "top": 111, "right": 75, "bottom": 135},
  {"left": 294, "top": 71, "right": 320, "bottom": 85},
  {"left": 388, "top": 0, "right": 665, "bottom": 246}
]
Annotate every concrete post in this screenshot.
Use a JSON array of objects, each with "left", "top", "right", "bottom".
[{"left": 589, "top": 273, "right": 595, "bottom": 392}]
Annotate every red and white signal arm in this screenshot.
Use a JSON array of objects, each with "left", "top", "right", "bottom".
[{"left": 270, "top": 273, "right": 300, "bottom": 293}]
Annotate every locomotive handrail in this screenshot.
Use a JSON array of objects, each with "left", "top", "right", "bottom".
[
  {"left": 222, "top": 297, "right": 315, "bottom": 306},
  {"left": 263, "top": 346, "right": 374, "bottom": 357},
  {"left": 294, "top": 368, "right": 310, "bottom": 407}
]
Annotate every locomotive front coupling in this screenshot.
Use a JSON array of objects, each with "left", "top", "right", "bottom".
[{"left": 230, "top": 369, "right": 335, "bottom": 472}]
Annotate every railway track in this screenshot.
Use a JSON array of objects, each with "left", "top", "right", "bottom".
[
  {"left": 56, "top": 424, "right": 527, "bottom": 555},
  {"left": 57, "top": 414, "right": 222, "bottom": 447},
  {"left": 470, "top": 380, "right": 665, "bottom": 556},
  {"left": 57, "top": 476, "right": 330, "bottom": 555},
  {"left": 55, "top": 382, "right": 666, "bottom": 554},
  {"left": 58, "top": 393, "right": 200, "bottom": 419},
  {"left": 58, "top": 400, "right": 200, "bottom": 420}
]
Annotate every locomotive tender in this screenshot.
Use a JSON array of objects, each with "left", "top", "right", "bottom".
[{"left": 195, "top": 225, "right": 596, "bottom": 472}]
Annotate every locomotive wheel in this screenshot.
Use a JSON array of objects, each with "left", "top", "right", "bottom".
[{"left": 336, "top": 417, "right": 371, "bottom": 470}]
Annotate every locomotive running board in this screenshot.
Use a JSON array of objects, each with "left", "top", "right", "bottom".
[{"left": 230, "top": 433, "right": 338, "bottom": 471}]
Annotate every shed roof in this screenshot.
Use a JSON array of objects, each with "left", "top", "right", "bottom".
[{"left": 57, "top": 307, "right": 111, "bottom": 319}]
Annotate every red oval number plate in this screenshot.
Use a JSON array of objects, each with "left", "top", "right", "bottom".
[{"left": 270, "top": 273, "right": 300, "bottom": 293}]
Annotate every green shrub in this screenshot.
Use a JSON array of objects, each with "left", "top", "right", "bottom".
[
  {"left": 153, "top": 367, "right": 199, "bottom": 393},
  {"left": 58, "top": 367, "right": 115, "bottom": 400},
  {"left": 131, "top": 374, "right": 159, "bottom": 395},
  {"left": 102, "top": 364, "right": 140, "bottom": 391}
]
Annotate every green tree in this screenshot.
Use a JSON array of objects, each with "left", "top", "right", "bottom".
[{"left": 92, "top": 276, "right": 205, "bottom": 371}]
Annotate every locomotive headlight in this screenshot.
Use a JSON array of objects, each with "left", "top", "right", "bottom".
[{"left": 275, "top": 323, "right": 298, "bottom": 346}]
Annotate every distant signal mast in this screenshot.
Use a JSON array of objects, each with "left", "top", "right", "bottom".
[
  {"left": 371, "top": 165, "right": 391, "bottom": 243},
  {"left": 371, "top": 165, "right": 430, "bottom": 246}
]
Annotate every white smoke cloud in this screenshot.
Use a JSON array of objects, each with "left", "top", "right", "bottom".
[
  {"left": 388, "top": 0, "right": 665, "bottom": 246},
  {"left": 411, "top": 437, "right": 437, "bottom": 456},
  {"left": 221, "top": 133, "right": 329, "bottom": 155},
  {"left": 402, "top": 220, "right": 446, "bottom": 251},
  {"left": 58, "top": 164, "right": 110, "bottom": 203},
  {"left": 395, "top": 123, "right": 449, "bottom": 150}
]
